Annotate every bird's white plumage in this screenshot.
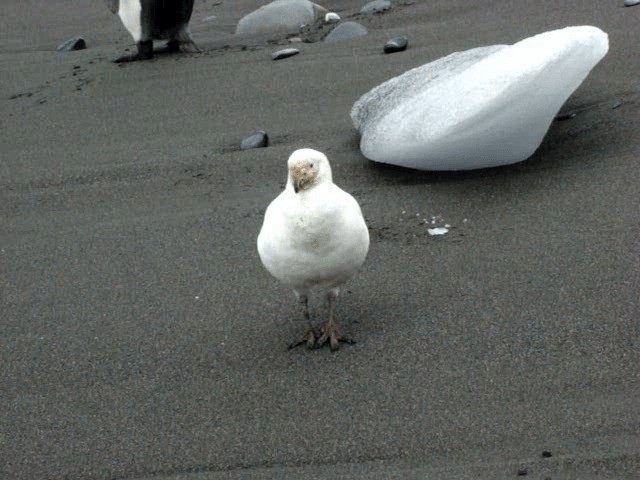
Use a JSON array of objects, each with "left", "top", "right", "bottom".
[
  {"left": 257, "top": 149, "right": 369, "bottom": 296},
  {"left": 118, "top": 0, "right": 142, "bottom": 42}
]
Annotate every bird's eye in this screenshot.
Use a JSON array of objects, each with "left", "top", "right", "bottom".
[{"left": 310, "top": 163, "right": 314, "bottom": 168}]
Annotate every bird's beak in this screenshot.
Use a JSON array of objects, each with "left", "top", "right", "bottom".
[{"left": 293, "top": 179, "right": 300, "bottom": 194}]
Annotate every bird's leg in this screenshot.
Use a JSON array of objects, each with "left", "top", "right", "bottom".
[
  {"left": 317, "top": 289, "right": 355, "bottom": 351},
  {"left": 113, "top": 40, "right": 153, "bottom": 63},
  {"left": 288, "top": 295, "right": 317, "bottom": 349}
]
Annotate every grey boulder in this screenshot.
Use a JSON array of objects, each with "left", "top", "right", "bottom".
[
  {"left": 235, "top": 0, "right": 327, "bottom": 36},
  {"left": 361, "top": 0, "right": 392, "bottom": 14},
  {"left": 324, "top": 22, "right": 368, "bottom": 43}
]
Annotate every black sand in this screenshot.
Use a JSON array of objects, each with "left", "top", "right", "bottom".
[{"left": 1, "top": 1, "right": 639, "bottom": 478}]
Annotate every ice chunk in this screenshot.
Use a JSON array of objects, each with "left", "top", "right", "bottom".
[
  {"left": 351, "top": 26, "right": 609, "bottom": 170},
  {"left": 427, "top": 227, "right": 449, "bottom": 236},
  {"left": 235, "top": 0, "right": 327, "bottom": 36}
]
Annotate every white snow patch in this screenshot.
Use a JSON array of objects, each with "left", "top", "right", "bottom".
[{"left": 428, "top": 227, "right": 449, "bottom": 236}]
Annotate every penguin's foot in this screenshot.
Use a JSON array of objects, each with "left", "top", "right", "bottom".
[
  {"left": 113, "top": 52, "right": 147, "bottom": 63},
  {"left": 112, "top": 40, "right": 153, "bottom": 63},
  {"left": 157, "top": 40, "right": 200, "bottom": 54},
  {"left": 180, "top": 41, "right": 201, "bottom": 53},
  {"left": 157, "top": 40, "right": 181, "bottom": 53}
]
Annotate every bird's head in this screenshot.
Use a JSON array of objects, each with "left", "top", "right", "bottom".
[{"left": 287, "top": 148, "right": 333, "bottom": 194}]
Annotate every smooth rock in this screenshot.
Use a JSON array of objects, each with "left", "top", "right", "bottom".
[
  {"left": 240, "top": 131, "right": 269, "bottom": 150},
  {"left": 361, "top": 0, "right": 392, "bottom": 14},
  {"left": 325, "top": 12, "right": 341, "bottom": 23},
  {"left": 235, "top": 0, "right": 327, "bottom": 36},
  {"left": 384, "top": 36, "right": 408, "bottom": 53},
  {"left": 324, "top": 22, "right": 368, "bottom": 43},
  {"left": 624, "top": 0, "right": 640, "bottom": 6},
  {"left": 351, "top": 26, "right": 609, "bottom": 170},
  {"left": 271, "top": 48, "right": 300, "bottom": 60},
  {"left": 57, "top": 37, "right": 86, "bottom": 52},
  {"left": 202, "top": 15, "right": 217, "bottom": 22}
]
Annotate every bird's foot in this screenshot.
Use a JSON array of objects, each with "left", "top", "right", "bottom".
[
  {"left": 288, "top": 327, "right": 318, "bottom": 350},
  {"left": 154, "top": 40, "right": 200, "bottom": 55},
  {"left": 156, "top": 40, "right": 181, "bottom": 54},
  {"left": 113, "top": 52, "right": 150, "bottom": 63},
  {"left": 113, "top": 41, "right": 153, "bottom": 63},
  {"left": 316, "top": 322, "right": 355, "bottom": 351},
  {"left": 180, "top": 41, "right": 201, "bottom": 53}
]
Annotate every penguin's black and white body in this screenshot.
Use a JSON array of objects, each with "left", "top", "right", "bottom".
[{"left": 107, "top": 0, "right": 198, "bottom": 62}]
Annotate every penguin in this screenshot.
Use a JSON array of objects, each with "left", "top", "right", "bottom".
[{"left": 106, "top": 0, "right": 199, "bottom": 62}]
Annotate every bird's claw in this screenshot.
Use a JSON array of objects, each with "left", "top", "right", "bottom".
[
  {"left": 316, "top": 323, "right": 355, "bottom": 351},
  {"left": 288, "top": 328, "right": 318, "bottom": 350}
]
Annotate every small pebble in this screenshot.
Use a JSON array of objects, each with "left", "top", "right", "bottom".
[
  {"left": 624, "top": 0, "right": 640, "bottom": 6},
  {"left": 202, "top": 15, "right": 217, "bottom": 22},
  {"left": 542, "top": 451, "right": 553, "bottom": 458},
  {"left": 57, "top": 37, "right": 86, "bottom": 52},
  {"left": 612, "top": 99, "right": 623, "bottom": 109},
  {"left": 240, "top": 131, "right": 269, "bottom": 150},
  {"left": 384, "top": 36, "right": 408, "bottom": 54},
  {"left": 517, "top": 467, "right": 528, "bottom": 476},
  {"left": 271, "top": 48, "right": 299, "bottom": 60},
  {"left": 288, "top": 37, "right": 302, "bottom": 43},
  {"left": 325, "top": 12, "right": 340, "bottom": 23},
  {"left": 361, "top": 0, "right": 392, "bottom": 14}
]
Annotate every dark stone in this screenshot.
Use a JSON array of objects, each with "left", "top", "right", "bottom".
[
  {"left": 555, "top": 112, "right": 576, "bottom": 121},
  {"left": 384, "top": 36, "right": 408, "bottom": 54},
  {"left": 57, "top": 37, "right": 87, "bottom": 52},
  {"left": 542, "top": 451, "right": 552, "bottom": 458},
  {"left": 240, "top": 131, "right": 269, "bottom": 150},
  {"left": 272, "top": 48, "right": 300, "bottom": 60},
  {"left": 324, "top": 22, "right": 368, "bottom": 43},
  {"left": 361, "top": 0, "right": 392, "bottom": 14},
  {"left": 517, "top": 467, "right": 528, "bottom": 476},
  {"left": 624, "top": 0, "right": 640, "bottom": 7}
]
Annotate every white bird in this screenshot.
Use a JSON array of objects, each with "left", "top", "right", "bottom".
[{"left": 257, "top": 148, "right": 370, "bottom": 350}]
